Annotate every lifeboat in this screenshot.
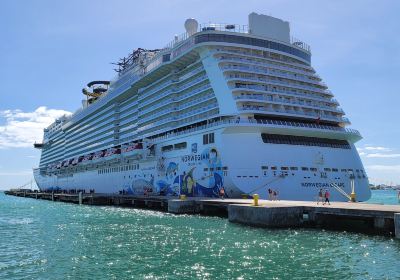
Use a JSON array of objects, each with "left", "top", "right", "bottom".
[
  {"left": 56, "top": 162, "right": 62, "bottom": 169},
  {"left": 63, "top": 159, "right": 73, "bottom": 168},
  {"left": 91, "top": 150, "right": 106, "bottom": 163},
  {"left": 81, "top": 153, "right": 94, "bottom": 165},
  {"left": 121, "top": 142, "right": 143, "bottom": 158},
  {"left": 72, "top": 156, "right": 84, "bottom": 166},
  {"left": 103, "top": 147, "right": 121, "bottom": 161}
]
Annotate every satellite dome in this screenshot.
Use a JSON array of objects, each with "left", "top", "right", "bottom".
[{"left": 184, "top": 18, "right": 198, "bottom": 35}]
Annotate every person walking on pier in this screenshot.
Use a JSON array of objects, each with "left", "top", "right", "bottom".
[
  {"left": 268, "top": 188, "right": 272, "bottom": 200},
  {"left": 317, "top": 189, "right": 323, "bottom": 205},
  {"left": 323, "top": 189, "right": 331, "bottom": 205},
  {"left": 219, "top": 187, "right": 225, "bottom": 200}
]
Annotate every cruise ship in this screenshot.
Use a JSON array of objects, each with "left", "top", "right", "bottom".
[{"left": 33, "top": 13, "right": 371, "bottom": 201}]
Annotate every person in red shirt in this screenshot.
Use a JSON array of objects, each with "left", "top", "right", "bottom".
[{"left": 323, "top": 189, "right": 331, "bottom": 205}]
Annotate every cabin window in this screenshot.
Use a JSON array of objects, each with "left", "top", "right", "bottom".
[
  {"left": 261, "top": 166, "right": 268, "bottom": 170},
  {"left": 162, "top": 145, "right": 174, "bottom": 152},
  {"left": 203, "top": 133, "right": 215, "bottom": 145},
  {"left": 290, "top": 167, "right": 298, "bottom": 170},
  {"left": 174, "top": 142, "right": 187, "bottom": 150}
]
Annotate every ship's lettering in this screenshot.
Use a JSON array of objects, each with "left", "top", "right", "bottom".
[
  {"left": 301, "top": 182, "right": 344, "bottom": 188},
  {"left": 181, "top": 153, "right": 209, "bottom": 163}
]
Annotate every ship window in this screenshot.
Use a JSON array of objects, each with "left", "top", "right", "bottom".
[
  {"left": 324, "top": 168, "right": 331, "bottom": 172},
  {"left": 203, "top": 133, "right": 215, "bottom": 145},
  {"left": 332, "top": 168, "right": 338, "bottom": 172},
  {"left": 203, "top": 134, "right": 208, "bottom": 144},
  {"left": 174, "top": 142, "right": 187, "bottom": 150},
  {"left": 281, "top": 167, "right": 289, "bottom": 170},
  {"left": 290, "top": 167, "right": 298, "bottom": 170},
  {"left": 162, "top": 145, "right": 173, "bottom": 152},
  {"left": 271, "top": 166, "right": 277, "bottom": 170},
  {"left": 310, "top": 168, "right": 317, "bottom": 172},
  {"left": 261, "top": 166, "right": 268, "bottom": 170},
  {"left": 204, "top": 168, "right": 208, "bottom": 171},
  {"left": 222, "top": 167, "right": 228, "bottom": 170},
  {"left": 341, "top": 169, "right": 347, "bottom": 172},
  {"left": 261, "top": 133, "right": 350, "bottom": 149},
  {"left": 209, "top": 133, "right": 214, "bottom": 143}
]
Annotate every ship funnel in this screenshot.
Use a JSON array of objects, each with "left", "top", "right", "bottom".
[{"left": 184, "top": 18, "right": 198, "bottom": 35}]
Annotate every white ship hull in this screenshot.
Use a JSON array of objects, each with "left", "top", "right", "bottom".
[{"left": 34, "top": 126, "right": 371, "bottom": 201}]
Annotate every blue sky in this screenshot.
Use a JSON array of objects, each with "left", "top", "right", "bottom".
[{"left": 0, "top": 0, "right": 399, "bottom": 189}]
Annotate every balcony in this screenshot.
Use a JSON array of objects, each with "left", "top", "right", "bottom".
[
  {"left": 226, "top": 75, "right": 331, "bottom": 96},
  {"left": 147, "top": 116, "right": 360, "bottom": 145},
  {"left": 139, "top": 75, "right": 209, "bottom": 109},
  {"left": 234, "top": 94, "right": 345, "bottom": 114},
  {"left": 221, "top": 65, "right": 325, "bottom": 88},
  {"left": 231, "top": 83, "right": 338, "bottom": 104},
  {"left": 238, "top": 104, "right": 348, "bottom": 124},
  {"left": 212, "top": 49, "right": 312, "bottom": 69},
  {"left": 218, "top": 56, "right": 318, "bottom": 79}
]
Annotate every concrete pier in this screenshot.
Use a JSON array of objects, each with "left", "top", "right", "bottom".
[
  {"left": 4, "top": 190, "right": 400, "bottom": 237},
  {"left": 395, "top": 213, "right": 400, "bottom": 239},
  {"left": 228, "top": 205, "right": 304, "bottom": 227}
]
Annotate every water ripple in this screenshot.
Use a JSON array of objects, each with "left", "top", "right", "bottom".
[{"left": 1, "top": 192, "right": 400, "bottom": 279}]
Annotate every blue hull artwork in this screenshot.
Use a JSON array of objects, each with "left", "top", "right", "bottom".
[
  {"left": 123, "top": 147, "right": 225, "bottom": 197},
  {"left": 156, "top": 147, "right": 225, "bottom": 198}
]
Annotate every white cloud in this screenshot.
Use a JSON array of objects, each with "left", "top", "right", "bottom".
[
  {"left": 366, "top": 165, "right": 400, "bottom": 172},
  {"left": 364, "top": 146, "right": 391, "bottom": 152},
  {"left": 366, "top": 153, "right": 400, "bottom": 158},
  {"left": 0, "top": 107, "right": 71, "bottom": 149},
  {"left": 0, "top": 170, "right": 33, "bottom": 176}
]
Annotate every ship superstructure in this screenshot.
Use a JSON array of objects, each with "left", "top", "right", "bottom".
[{"left": 34, "top": 13, "right": 371, "bottom": 201}]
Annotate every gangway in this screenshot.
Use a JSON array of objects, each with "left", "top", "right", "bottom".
[{"left": 245, "top": 174, "right": 285, "bottom": 195}]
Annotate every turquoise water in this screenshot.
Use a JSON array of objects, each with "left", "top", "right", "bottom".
[{"left": 0, "top": 191, "right": 399, "bottom": 280}]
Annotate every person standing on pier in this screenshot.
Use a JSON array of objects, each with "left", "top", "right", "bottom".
[
  {"left": 219, "top": 187, "right": 225, "bottom": 200},
  {"left": 317, "top": 189, "right": 323, "bottom": 205},
  {"left": 323, "top": 189, "right": 331, "bottom": 205},
  {"left": 268, "top": 188, "right": 272, "bottom": 200}
]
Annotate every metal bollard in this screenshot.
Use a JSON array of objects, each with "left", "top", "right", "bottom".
[
  {"left": 253, "top": 194, "right": 259, "bottom": 206},
  {"left": 350, "top": 192, "right": 356, "bottom": 202}
]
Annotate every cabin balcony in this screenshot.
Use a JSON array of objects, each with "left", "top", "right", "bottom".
[
  {"left": 231, "top": 84, "right": 338, "bottom": 105},
  {"left": 226, "top": 76, "right": 332, "bottom": 96},
  {"left": 237, "top": 105, "right": 349, "bottom": 124},
  {"left": 221, "top": 65, "right": 326, "bottom": 88},
  {"left": 234, "top": 95, "right": 345, "bottom": 114}
]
